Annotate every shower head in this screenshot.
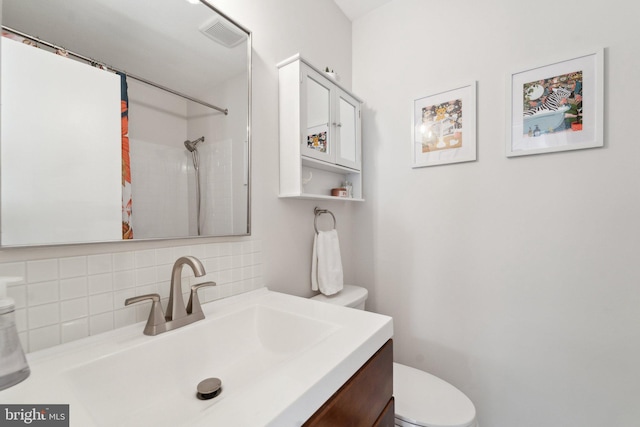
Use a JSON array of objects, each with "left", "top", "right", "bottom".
[{"left": 184, "top": 136, "right": 205, "bottom": 152}]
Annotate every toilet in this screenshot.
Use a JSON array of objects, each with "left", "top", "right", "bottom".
[{"left": 311, "top": 285, "right": 479, "bottom": 427}]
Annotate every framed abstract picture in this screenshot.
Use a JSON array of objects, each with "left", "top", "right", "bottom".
[
  {"left": 506, "top": 49, "right": 604, "bottom": 157},
  {"left": 412, "top": 82, "right": 477, "bottom": 168}
]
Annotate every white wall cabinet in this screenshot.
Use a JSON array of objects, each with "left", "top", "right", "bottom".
[{"left": 278, "top": 54, "right": 363, "bottom": 201}]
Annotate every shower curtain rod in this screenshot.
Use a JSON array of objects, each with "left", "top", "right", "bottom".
[{"left": 2, "top": 25, "right": 229, "bottom": 116}]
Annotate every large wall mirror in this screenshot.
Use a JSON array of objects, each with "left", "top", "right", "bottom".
[{"left": 0, "top": 0, "right": 251, "bottom": 247}]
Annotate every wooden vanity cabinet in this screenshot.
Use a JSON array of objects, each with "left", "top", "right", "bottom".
[{"left": 303, "top": 339, "right": 394, "bottom": 427}]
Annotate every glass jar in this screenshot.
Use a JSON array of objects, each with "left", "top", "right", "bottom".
[
  {"left": 343, "top": 180, "right": 353, "bottom": 198},
  {"left": 0, "top": 300, "right": 30, "bottom": 390}
]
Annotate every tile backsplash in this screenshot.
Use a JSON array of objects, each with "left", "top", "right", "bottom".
[{"left": 0, "top": 240, "right": 263, "bottom": 353}]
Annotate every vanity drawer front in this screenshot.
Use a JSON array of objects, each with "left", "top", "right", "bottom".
[
  {"left": 373, "top": 397, "right": 395, "bottom": 427},
  {"left": 303, "top": 339, "right": 393, "bottom": 427}
]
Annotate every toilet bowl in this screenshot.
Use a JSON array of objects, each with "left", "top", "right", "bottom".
[{"left": 311, "top": 285, "right": 478, "bottom": 427}]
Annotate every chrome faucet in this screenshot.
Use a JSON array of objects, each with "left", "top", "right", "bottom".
[{"left": 124, "top": 256, "right": 216, "bottom": 335}]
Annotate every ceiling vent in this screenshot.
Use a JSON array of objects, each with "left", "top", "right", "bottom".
[{"left": 199, "top": 17, "right": 246, "bottom": 48}]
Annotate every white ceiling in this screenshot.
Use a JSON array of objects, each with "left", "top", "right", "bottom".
[{"left": 333, "top": 0, "right": 391, "bottom": 21}]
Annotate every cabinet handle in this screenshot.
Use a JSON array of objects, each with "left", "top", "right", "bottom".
[{"left": 336, "top": 123, "right": 342, "bottom": 127}]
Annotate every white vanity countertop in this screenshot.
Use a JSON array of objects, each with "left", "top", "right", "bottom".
[{"left": 0, "top": 288, "right": 393, "bottom": 426}]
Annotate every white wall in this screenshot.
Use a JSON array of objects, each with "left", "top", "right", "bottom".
[
  {"left": 209, "top": 0, "right": 357, "bottom": 293},
  {"left": 352, "top": 1, "right": 640, "bottom": 426}
]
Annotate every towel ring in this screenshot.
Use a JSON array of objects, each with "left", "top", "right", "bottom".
[{"left": 314, "top": 207, "right": 336, "bottom": 234}]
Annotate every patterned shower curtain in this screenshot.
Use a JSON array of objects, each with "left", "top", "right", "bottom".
[{"left": 119, "top": 73, "right": 133, "bottom": 239}]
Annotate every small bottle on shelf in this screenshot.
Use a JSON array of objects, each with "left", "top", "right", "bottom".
[{"left": 342, "top": 181, "right": 353, "bottom": 198}]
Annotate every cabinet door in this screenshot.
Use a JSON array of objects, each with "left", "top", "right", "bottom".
[
  {"left": 303, "top": 340, "right": 393, "bottom": 427},
  {"left": 335, "top": 90, "right": 361, "bottom": 170},
  {"left": 302, "top": 67, "right": 335, "bottom": 163}
]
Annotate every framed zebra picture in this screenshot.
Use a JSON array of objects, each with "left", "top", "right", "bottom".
[
  {"left": 506, "top": 49, "right": 604, "bottom": 157},
  {"left": 412, "top": 82, "right": 477, "bottom": 168}
]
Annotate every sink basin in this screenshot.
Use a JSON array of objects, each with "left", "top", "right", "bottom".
[
  {"left": 0, "top": 288, "right": 393, "bottom": 426},
  {"left": 66, "top": 305, "right": 339, "bottom": 426}
]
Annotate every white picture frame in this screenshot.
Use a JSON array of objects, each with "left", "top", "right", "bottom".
[
  {"left": 506, "top": 49, "right": 604, "bottom": 157},
  {"left": 412, "top": 82, "right": 477, "bottom": 168}
]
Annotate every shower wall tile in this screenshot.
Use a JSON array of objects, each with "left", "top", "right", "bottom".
[
  {"left": 131, "top": 141, "right": 189, "bottom": 239},
  {"left": 1, "top": 239, "right": 264, "bottom": 353}
]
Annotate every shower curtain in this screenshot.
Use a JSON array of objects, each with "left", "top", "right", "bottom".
[{"left": 119, "top": 73, "right": 133, "bottom": 239}]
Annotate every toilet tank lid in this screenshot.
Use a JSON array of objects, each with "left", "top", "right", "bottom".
[
  {"left": 310, "top": 285, "right": 368, "bottom": 308},
  {"left": 394, "top": 363, "right": 477, "bottom": 427}
]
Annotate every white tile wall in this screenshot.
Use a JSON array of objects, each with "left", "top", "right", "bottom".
[
  {"left": 1, "top": 240, "right": 263, "bottom": 353},
  {"left": 201, "top": 139, "right": 234, "bottom": 236},
  {"left": 131, "top": 140, "right": 190, "bottom": 239}
]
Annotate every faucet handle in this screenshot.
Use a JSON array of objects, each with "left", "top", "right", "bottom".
[
  {"left": 186, "top": 281, "right": 217, "bottom": 317},
  {"left": 124, "top": 293, "right": 167, "bottom": 336},
  {"left": 125, "top": 293, "right": 160, "bottom": 306}
]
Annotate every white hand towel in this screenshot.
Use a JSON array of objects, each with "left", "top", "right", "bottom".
[
  {"left": 311, "top": 229, "right": 344, "bottom": 295},
  {"left": 311, "top": 232, "right": 319, "bottom": 291}
]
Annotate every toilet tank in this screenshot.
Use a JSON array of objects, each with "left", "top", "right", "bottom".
[{"left": 310, "top": 285, "right": 368, "bottom": 310}]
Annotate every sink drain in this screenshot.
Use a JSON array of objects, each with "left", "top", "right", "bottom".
[{"left": 196, "top": 377, "right": 222, "bottom": 400}]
